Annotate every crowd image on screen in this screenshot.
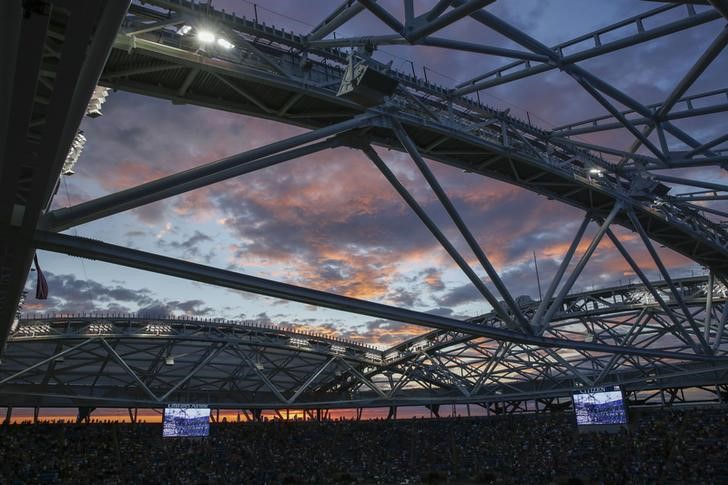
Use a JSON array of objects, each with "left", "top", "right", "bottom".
[
  {"left": 1, "top": 406, "right": 727, "bottom": 484},
  {"left": 573, "top": 388, "right": 628, "bottom": 426},
  {"left": 162, "top": 408, "right": 211, "bottom": 438}
]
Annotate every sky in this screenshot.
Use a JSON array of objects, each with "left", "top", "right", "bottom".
[{"left": 21, "top": 0, "right": 728, "bottom": 350}]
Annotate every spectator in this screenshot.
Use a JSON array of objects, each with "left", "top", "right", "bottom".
[{"left": 0, "top": 407, "right": 726, "bottom": 484}]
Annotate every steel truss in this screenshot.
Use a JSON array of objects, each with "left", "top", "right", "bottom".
[
  {"left": 2, "top": 0, "right": 728, "bottom": 409},
  {"left": 3, "top": 275, "right": 728, "bottom": 408}
]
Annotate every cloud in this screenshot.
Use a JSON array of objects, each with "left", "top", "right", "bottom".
[
  {"left": 138, "top": 299, "right": 214, "bottom": 317},
  {"left": 22, "top": 272, "right": 214, "bottom": 318},
  {"left": 435, "top": 283, "right": 482, "bottom": 308},
  {"left": 41, "top": 1, "right": 722, "bottom": 348},
  {"left": 22, "top": 272, "right": 153, "bottom": 314},
  {"left": 342, "top": 319, "right": 428, "bottom": 346},
  {"left": 421, "top": 268, "right": 445, "bottom": 291},
  {"left": 158, "top": 230, "right": 213, "bottom": 259}
]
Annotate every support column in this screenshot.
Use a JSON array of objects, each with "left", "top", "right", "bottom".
[
  {"left": 386, "top": 406, "right": 398, "bottom": 420},
  {"left": 3, "top": 407, "right": 11, "bottom": 425},
  {"left": 425, "top": 404, "right": 440, "bottom": 418},
  {"left": 77, "top": 406, "right": 95, "bottom": 424},
  {"left": 705, "top": 271, "right": 714, "bottom": 343}
]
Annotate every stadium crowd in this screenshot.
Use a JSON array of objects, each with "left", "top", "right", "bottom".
[{"left": 0, "top": 406, "right": 726, "bottom": 484}]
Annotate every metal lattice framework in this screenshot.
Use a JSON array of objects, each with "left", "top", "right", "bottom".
[
  {"left": 1, "top": 0, "right": 728, "bottom": 409},
  {"left": 3, "top": 276, "right": 728, "bottom": 408}
]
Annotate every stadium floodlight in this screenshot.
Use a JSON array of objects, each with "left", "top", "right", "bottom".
[
  {"left": 385, "top": 351, "right": 400, "bottom": 361},
  {"left": 197, "top": 30, "right": 215, "bottom": 43},
  {"left": 330, "top": 344, "right": 347, "bottom": 354},
  {"left": 411, "top": 340, "right": 428, "bottom": 352},
  {"left": 289, "top": 337, "right": 310, "bottom": 347},
  {"left": 365, "top": 352, "right": 382, "bottom": 362},
  {"left": 89, "top": 323, "right": 113, "bottom": 334},
  {"left": 176, "top": 24, "right": 192, "bottom": 36},
  {"left": 63, "top": 131, "right": 87, "bottom": 175},
  {"left": 86, "top": 85, "right": 110, "bottom": 118},
  {"left": 216, "top": 37, "right": 234, "bottom": 49},
  {"left": 165, "top": 355, "right": 175, "bottom": 366},
  {"left": 145, "top": 324, "right": 173, "bottom": 334},
  {"left": 589, "top": 167, "right": 603, "bottom": 177}
]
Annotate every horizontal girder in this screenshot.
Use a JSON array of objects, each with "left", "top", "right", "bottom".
[
  {"left": 1, "top": 327, "right": 727, "bottom": 408},
  {"left": 32, "top": 230, "right": 727, "bottom": 362},
  {"left": 72, "top": 2, "right": 728, "bottom": 277}
]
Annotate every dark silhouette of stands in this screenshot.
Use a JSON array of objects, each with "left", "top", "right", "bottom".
[{"left": 1, "top": 407, "right": 726, "bottom": 484}]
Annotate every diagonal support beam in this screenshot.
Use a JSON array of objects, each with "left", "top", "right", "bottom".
[
  {"left": 709, "top": 0, "right": 728, "bottom": 20},
  {"left": 454, "top": 1, "right": 710, "bottom": 163},
  {"left": 684, "top": 132, "right": 728, "bottom": 159},
  {"left": 714, "top": 301, "right": 728, "bottom": 351},
  {"left": 357, "top": 0, "right": 405, "bottom": 35},
  {"left": 392, "top": 121, "right": 532, "bottom": 333},
  {"left": 626, "top": 210, "right": 712, "bottom": 354},
  {"left": 235, "top": 348, "right": 288, "bottom": 403},
  {"left": 618, "top": 25, "right": 728, "bottom": 162},
  {"left": 656, "top": 26, "right": 728, "bottom": 118},
  {"left": 572, "top": 76, "right": 666, "bottom": 161},
  {"left": 405, "top": 0, "right": 494, "bottom": 42},
  {"left": 100, "top": 338, "right": 160, "bottom": 402},
  {"left": 287, "top": 357, "right": 335, "bottom": 404},
  {"left": 362, "top": 145, "right": 520, "bottom": 331},
  {"left": 595, "top": 310, "right": 651, "bottom": 384},
  {"left": 469, "top": 342, "right": 509, "bottom": 396},
  {"left": 605, "top": 228, "right": 700, "bottom": 350},
  {"left": 308, "top": 0, "right": 366, "bottom": 41},
  {"left": 159, "top": 343, "right": 230, "bottom": 401},
  {"left": 705, "top": 271, "right": 715, "bottom": 343},
  {"left": 454, "top": 6, "right": 720, "bottom": 93},
  {"left": 338, "top": 358, "right": 386, "bottom": 398},
  {"left": 32, "top": 230, "right": 728, "bottom": 362},
  {"left": 424, "top": 0, "right": 454, "bottom": 21},
  {"left": 530, "top": 214, "right": 591, "bottom": 329},
  {"left": 538, "top": 203, "right": 623, "bottom": 330},
  {"left": 386, "top": 353, "right": 426, "bottom": 398},
  {"left": 41, "top": 114, "right": 375, "bottom": 231},
  {"left": 0, "top": 338, "right": 93, "bottom": 386},
  {"left": 124, "top": 16, "right": 184, "bottom": 36},
  {"left": 651, "top": 174, "right": 728, "bottom": 193},
  {"left": 420, "top": 37, "right": 548, "bottom": 61}
]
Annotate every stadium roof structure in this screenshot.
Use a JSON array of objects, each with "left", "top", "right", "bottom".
[{"left": 1, "top": 0, "right": 728, "bottom": 410}]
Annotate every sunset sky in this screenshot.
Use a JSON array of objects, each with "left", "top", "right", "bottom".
[{"left": 22, "top": 0, "right": 728, "bottom": 349}]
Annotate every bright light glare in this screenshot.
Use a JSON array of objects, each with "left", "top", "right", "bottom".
[
  {"left": 197, "top": 30, "right": 215, "bottom": 43},
  {"left": 216, "top": 38, "right": 234, "bottom": 49}
]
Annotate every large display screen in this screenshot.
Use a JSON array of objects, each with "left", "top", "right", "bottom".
[
  {"left": 573, "top": 386, "right": 627, "bottom": 426},
  {"left": 162, "top": 405, "right": 210, "bottom": 437}
]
